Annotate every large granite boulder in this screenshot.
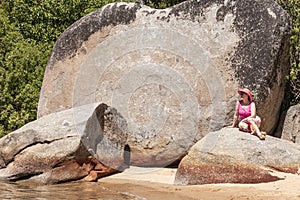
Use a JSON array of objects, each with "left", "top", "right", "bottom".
[
  {"left": 37, "top": 0, "right": 291, "bottom": 166},
  {"left": 175, "top": 128, "right": 300, "bottom": 185},
  {"left": 281, "top": 104, "right": 300, "bottom": 143},
  {"left": 0, "top": 103, "right": 128, "bottom": 184}
]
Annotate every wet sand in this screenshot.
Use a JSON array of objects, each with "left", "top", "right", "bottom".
[{"left": 98, "top": 166, "right": 300, "bottom": 200}]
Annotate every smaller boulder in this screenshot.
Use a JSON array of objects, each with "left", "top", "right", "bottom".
[
  {"left": 175, "top": 128, "right": 300, "bottom": 185},
  {"left": 82, "top": 104, "right": 129, "bottom": 170},
  {"left": 0, "top": 103, "right": 128, "bottom": 184},
  {"left": 281, "top": 104, "right": 300, "bottom": 143}
]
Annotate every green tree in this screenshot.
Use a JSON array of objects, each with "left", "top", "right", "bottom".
[
  {"left": 0, "top": 6, "right": 48, "bottom": 136},
  {"left": 2, "top": 0, "right": 117, "bottom": 43},
  {"left": 276, "top": 0, "right": 300, "bottom": 104}
]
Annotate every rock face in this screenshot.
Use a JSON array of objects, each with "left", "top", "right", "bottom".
[
  {"left": 37, "top": 0, "right": 290, "bottom": 166},
  {"left": 175, "top": 128, "right": 300, "bottom": 185},
  {"left": 281, "top": 104, "right": 300, "bottom": 143},
  {"left": 0, "top": 103, "right": 128, "bottom": 184},
  {"left": 82, "top": 103, "right": 129, "bottom": 169}
]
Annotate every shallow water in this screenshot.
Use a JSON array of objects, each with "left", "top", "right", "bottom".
[{"left": 0, "top": 180, "right": 137, "bottom": 200}]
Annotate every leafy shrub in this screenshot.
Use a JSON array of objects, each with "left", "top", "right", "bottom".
[{"left": 276, "top": 0, "right": 300, "bottom": 104}]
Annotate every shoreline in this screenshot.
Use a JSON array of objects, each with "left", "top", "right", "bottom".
[{"left": 98, "top": 166, "right": 300, "bottom": 200}]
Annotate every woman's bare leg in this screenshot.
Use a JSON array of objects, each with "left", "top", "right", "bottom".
[{"left": 250, "top": 121, "right": 265, "bottom": 139}]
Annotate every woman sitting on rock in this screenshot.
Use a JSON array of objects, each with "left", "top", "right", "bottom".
[{"left": 228, "top": 88, "right": 266, "bottom": 140}]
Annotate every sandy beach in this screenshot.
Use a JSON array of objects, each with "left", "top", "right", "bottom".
[{"left": 98, "top": 166, "right": 300, "bottom": 200}]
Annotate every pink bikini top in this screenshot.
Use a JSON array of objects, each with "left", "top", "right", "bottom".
[{"left": 238, "top": 101, "right": 253, "bottom": 120}]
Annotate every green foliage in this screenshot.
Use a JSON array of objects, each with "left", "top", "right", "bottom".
[
  {"left": 0, "top": 39, "right": 47, "bottom": 132},
  {"left": 143, "top": 0, "right": 185, "bottom": 9},
  {"left": 276, "top": 0, "right": 300, "bottom": 104},
  {"left": 3, "top": 0, "right": 105, "bottom": 43}
]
